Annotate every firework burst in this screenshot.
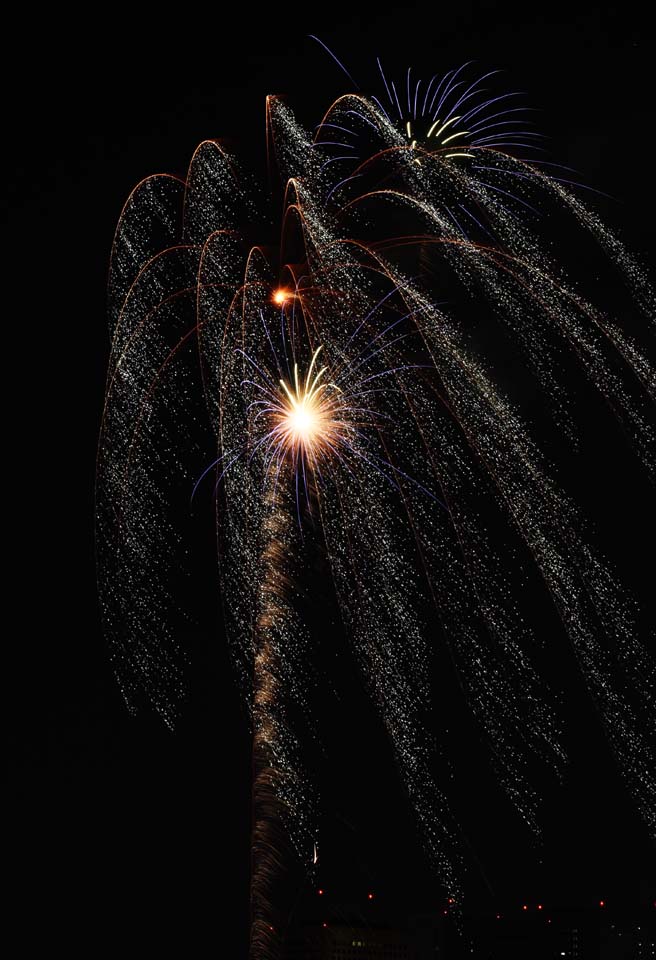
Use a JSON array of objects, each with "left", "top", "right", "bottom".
[
  {"left": 235, "top": 342, "right": 356, "bottom": 508},
  {"left": 310, "top": 38, "right": 539, "bottom": 159},
  {"left": 97, "top": 45, "right": 655, "bottom": 960}
]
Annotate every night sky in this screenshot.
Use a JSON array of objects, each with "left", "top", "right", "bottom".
[{"left": 11, "top": 2, "right": 654, "bottom": 954}]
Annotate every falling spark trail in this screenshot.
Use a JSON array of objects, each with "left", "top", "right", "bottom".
[{"left": 250, "top": 479, "right": 300, "bottom": 960}]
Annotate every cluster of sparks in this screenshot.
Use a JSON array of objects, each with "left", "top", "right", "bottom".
[
  {"left": 97, "top": 40, "right": 655, "bottom": 959},
  {"left": 252, "top": 345, "right": 345, "bottom": 495},
  {"left": 376, "top": 59, "right": 539, "bottom": 160}
]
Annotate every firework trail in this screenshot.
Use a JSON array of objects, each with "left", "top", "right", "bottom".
[
  {"left": 250, "top": 475, "right": 306, "bottom": 959},
  {"left": 97, "top": 48, "right": 655, "bottom": 958},
  {"left": 266, "top": 84, "right": 655, "bottom": 836}
]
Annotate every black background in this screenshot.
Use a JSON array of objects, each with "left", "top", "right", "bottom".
[{"left": 9, "top": 2, "right": 654, "bottom": 954}]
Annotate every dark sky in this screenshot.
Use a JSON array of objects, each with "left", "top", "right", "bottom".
[{"left": 10, "top": 2, "right": 654, "bottom": 955}]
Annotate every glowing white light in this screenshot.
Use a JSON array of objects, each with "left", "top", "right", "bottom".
[{"left": 287, "top": 404, "right": 315, "bottom": 439}]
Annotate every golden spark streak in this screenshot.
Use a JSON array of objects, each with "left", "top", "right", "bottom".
[
  {"left": 441, "top": 129, "right": 470, "bottom": 145},
  {"left": 304, "top": 345, "right": 323, "bottom": 393},
  {"left": 430, "top": 115, "right": 461, "bottom": 140}
]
